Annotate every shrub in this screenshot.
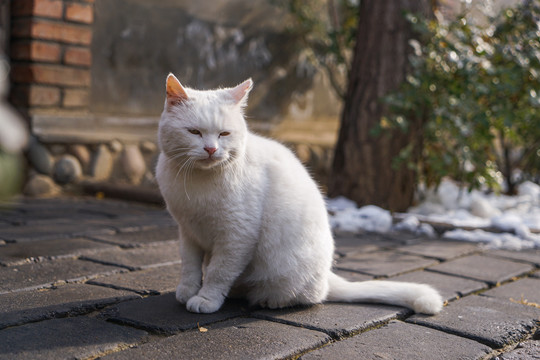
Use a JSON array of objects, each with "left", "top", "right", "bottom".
[{"left": 384, "top": 0, "right": 540, "bottom": 194}]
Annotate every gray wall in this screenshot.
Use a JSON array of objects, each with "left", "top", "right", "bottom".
[{"left": 90, "top": 0, "right": 320, "bottom": 122}]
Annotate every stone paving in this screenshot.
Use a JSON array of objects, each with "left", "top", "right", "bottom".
[{"left": 0, "top": 197, "right": 539, "bottom": 360}]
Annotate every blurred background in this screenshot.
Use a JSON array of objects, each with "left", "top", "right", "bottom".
[{"left": 0, "top": 0, "right": 538, "bottom": 213}]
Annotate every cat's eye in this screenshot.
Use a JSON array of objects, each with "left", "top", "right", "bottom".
[
  {"left": 188, "top": 129, "right": 201, "bottom": 136},
  {"left": 219, "top": 131, "right": 231, "bottom": 137}
]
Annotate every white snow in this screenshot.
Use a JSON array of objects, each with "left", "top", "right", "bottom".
[
  {"left": 327, "top": 179, "right": 540, "bottom": 250},
  {"left": 326, "top": 196, "right": 358, "bottom": 213},
  {"left": 393, "top": 215, "right": 436, "bottom": 238},
  {"left": 328, "top": 203, "right": 393, "bottom": 233},
  {"left": 442, "top": 229, "right": 540, "bottom": 251}
]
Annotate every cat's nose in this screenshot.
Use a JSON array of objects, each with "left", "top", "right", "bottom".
[{"left": 204, "top": 147, "right": 217, "bottom": 156}]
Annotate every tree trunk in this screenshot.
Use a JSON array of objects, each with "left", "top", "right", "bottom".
[{"left": 328, "top": 0, "right": 432, "bottom": 212}]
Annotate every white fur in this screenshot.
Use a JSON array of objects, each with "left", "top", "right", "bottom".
[{"left": 155, "top": 75, "right": 443, "bottom": 315}]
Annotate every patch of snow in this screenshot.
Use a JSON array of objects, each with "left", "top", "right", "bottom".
[
  {"left": 409, "top": 210, "right": 491, "bottom": 228},
  {"left": 393, "top": 215, "right": 420, "bottom": 231},
  {"left": 469, "top": 192, "right": 501, "bottom": 218},
  {"left": 326, "top": 196, "right": 357, "bottom": 213},
  {"left": 393, "top": 215, "right": 436, "bottom": 238},
  {"left": 418, "top": 223, "right": 436, "bottom": 238},
  {"left": 437, "top": 180, "right": 462, "bottom": 210},
  {"left": 327, "top": 179, "right": 540, "bottom": 250},
  {"left": 410, "top": 179, "right": 540, "bottom": 231},
  {"left": 518, "top": 181, "right": 540, "bottom": 202},
  {"left": 443, "top": 229, "right": 539, "bottom": 251},
  {"left": 491, "top": 213, "right": 531, "bottom": 238},
  {"left": 330, "top": 205, "right": 392, "bottom": 233}
]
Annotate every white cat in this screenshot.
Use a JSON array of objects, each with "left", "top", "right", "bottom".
[{"left": 155, "top": 74, "right": 443, "bottom": 315}]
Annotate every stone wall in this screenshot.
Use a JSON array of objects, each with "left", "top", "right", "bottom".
[{"left": 23, "top": 138, "right": 158, "bottom": 196}]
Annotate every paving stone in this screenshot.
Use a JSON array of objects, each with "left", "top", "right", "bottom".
[
  {"left": 480, "top": 278, "right": 540, "bottom": 304},
  {"left": 62, "top": 198, "right": 161, "bottom": 218},
  {"left": 106, "top": 214, "right": 176, "bottom": 232},
  {"left": 253, "top": 302, "right": 409, "bottom": 338},
  {"left": 427, "top": 254, "right": 534, "bottom": 285},
  {"left": 0, "top": 207, "right": 104, "bottom": 225},
  {"left": 0, "top": 283, "right": 139, "bottom": 329},
  {"left": 499, "top": 340, "right": 540, "bottom": 359},
  {"left": 0, "top": 258, "right": 125, "bottom": 293},
  {"left": 0, "top": 219, "right": 13, "bottom": 228},
  {"left": 336, "top": 251, "right": 438, "bottom": 278},
  {"left": 82, "top": 241, "right": 181, "bottom": 270},
  {"left": 333, "top": 234, "right": 396, "bottom": 256},
  {"left": 333, "top": 269, "right": 373, "bottom": 282},
  {"left": 101, "top": 317, "right": 330, "bottom": 360},
  {"left": 407, "top": 295, "right": 540, "bottom": 348},
  {"left": 389, "top": 270, "right": 487, "bottom": 302},
  {"left": 0, "top": 220, "right": 116, "bottom": 242},
  {"left": 102, "top": 292, "right": 248, "bottom": 334},
  {"left": 0, "top": 317, "right": 147, "bottom": 360},
  {"left": 0, "top": 237, "right": 115, "bottom": 266},
  {"left": 334, "top": 231, "right": 425, "bottom": 245},
  {"left": 0, "top": 197, "right": 161, "bottom": 223},
  {"left": 487, "top": 249, "right": 540, "bottom": 267},
  {"left": 89, "top": 226, "right": 178, "bottom": 248},
  {"left": 395, "top": 240, "right": 480, "bottom": 260},
  {"left": 300, "top": 320, "right": 492, "bottom": 360},
  {"left": 88, "top": 263, "right": 181, "bottom": 295}
]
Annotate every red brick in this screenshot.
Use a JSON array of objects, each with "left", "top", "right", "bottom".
[
  {"left": 63, "top": 89, "right": 89, "bottom": 107},
  {"left": 64, "top": 47, "right": 91, "bottom": 66},
  {"left": 12, "top": 18, "right": 92, "bottom": 45},
  {"left": 12, "top": 0, "right": 63, "bottom": 19},
  {"left": 29, "top": 85, "right": 62, "bottom": 106},
  {"left": 10, "top": 85, "right": 61, "bottom": 107},
  {"left": 11, "top": 64, "right": 91, "bottom": 87},
  {"left": 65, "top": 3, "right": 94, "bottom": 24},
  {"left": 11, "top": 41, "right": 61, "bottom": 63}
]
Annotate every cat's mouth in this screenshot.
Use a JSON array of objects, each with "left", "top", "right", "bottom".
[{"left": 196, "top": 156, "right": 223, "bottom": 169}]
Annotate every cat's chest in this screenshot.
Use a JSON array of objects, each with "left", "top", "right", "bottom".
[{"left": 174, "top": 195, "right": 254, "bottom": 250}]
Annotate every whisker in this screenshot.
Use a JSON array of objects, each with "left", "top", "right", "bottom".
[
  {"left": 174, "top": 157, "right": 192, "bottom": 184},
  {"left": 183, "top": 158, "right": 196, "bottom": 201}
]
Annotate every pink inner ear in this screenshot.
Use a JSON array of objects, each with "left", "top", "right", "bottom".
[
  {"left": 230, "top": 78, "right": 253, "bottom": 104},
  {"left": 166, "top": 74, "right": 188, "bottom": 105}
]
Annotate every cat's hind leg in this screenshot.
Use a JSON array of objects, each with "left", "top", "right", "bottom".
[{"left": 247, "top": 277, "right": 327, "bottom": 309}]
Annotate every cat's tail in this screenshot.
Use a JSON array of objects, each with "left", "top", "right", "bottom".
[{"left": 326, "top": 272, "right": 443, "bottom": 315}]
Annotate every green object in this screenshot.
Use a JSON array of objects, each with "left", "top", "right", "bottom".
[
  {"left": 0, "top": 150, "right": 24, "bottom": 201},
  {"left": 383, "top": 1, "right": 540, "bottom": 193}
]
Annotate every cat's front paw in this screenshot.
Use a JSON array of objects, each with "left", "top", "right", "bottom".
[
  {"left": 186, "top": 295, "right": 223, "bottom": 313},
  {"left": 176, "top": 284, "right": 200, "bottom": 304}
]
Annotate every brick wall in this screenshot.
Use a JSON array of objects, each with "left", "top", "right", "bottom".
[{"left": 9, "top": 0, "right": 94, "bottom": 114}]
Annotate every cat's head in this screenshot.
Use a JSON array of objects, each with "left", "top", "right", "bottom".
[{"left": 158, "top": 73, "right": 252, "bottom": 170}]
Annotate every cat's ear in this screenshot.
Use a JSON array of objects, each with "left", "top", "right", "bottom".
[
  {"left": 229, "top": 78, "right": 253, "bottom": 107},
  {"left": 166, "top": 73, "right": 188, "bottom": 107}
]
